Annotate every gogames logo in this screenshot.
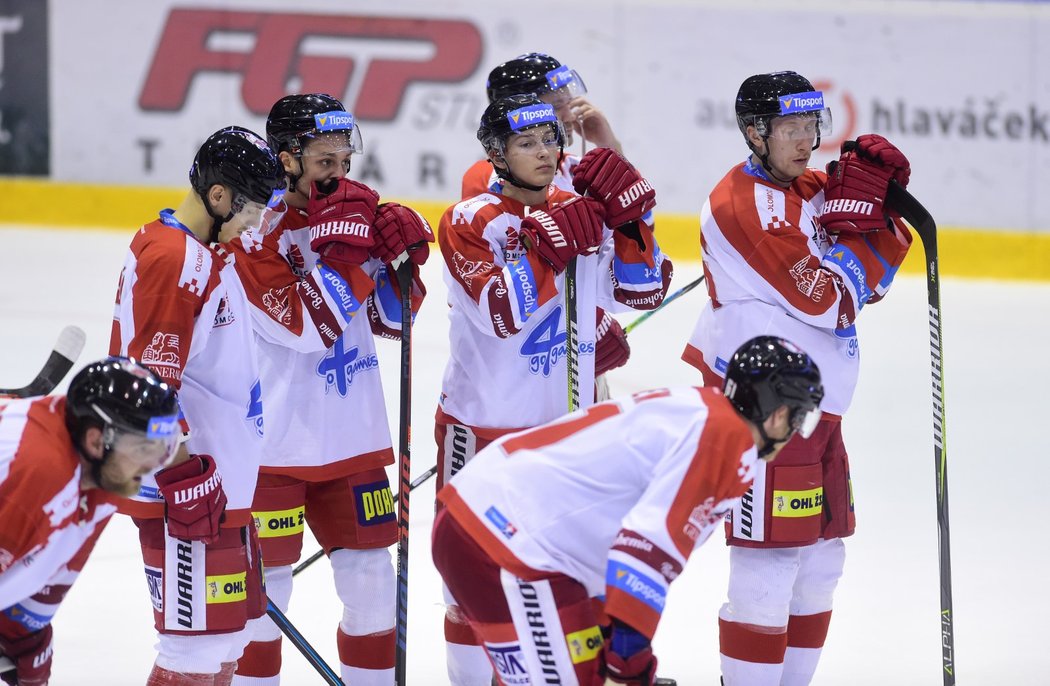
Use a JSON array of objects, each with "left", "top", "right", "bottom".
[{"left": 139, "top": 10, "right": 483, "bottom": 120}]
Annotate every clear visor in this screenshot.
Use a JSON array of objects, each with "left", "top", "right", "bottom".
[
  {"left": 540, "top": 69, "right": 588, "bottom": 110},
  {"left": 791, "top": 407, "right": 823, "bottom": 439},
  {"left": 104, "top": 427, "right": 179, "bottom": 470},
  {"left": 234, "top": 187, "right": 287, "bottom": 236},
  {"left": 506, "top": 122, "right": 565, "bottom": 152},
  {"left": 299, "top": 127, "right": 364, "bottom": 157},
  {"left": 760, "top": 110, "right": 833, "bottom": 141}
]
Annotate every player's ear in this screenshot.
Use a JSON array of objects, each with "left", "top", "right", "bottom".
[
  {"left": 278, "top": 150, "right": 299, "bottom": 176},
  {"left": 79, "top": 425, "right": 105, "bottom": 460},
  {"left": 488, "top": 149, "right": 508, "bottom": 171}
]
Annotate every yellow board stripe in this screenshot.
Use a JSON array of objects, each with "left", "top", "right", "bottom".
[
  {"left": 253, "top": 506, "right": 306, "bottom": 539},
  {"left": 2, "top": 178, "right": 1048, "bottom": 282},
  {"left": 772, "top": 487, "right": 824, "bottom": 518},
  {"left": 205, "top": 572, "right": 247, "bottom": 604}
]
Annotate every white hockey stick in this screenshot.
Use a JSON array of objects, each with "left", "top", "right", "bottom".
[{"left": 0, "top": 326, "right": 86, "bottom": 398}]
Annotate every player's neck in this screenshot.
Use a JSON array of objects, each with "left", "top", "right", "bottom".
[
  {"left": 501, "top": 182, "right": 548, "bottom": 207},
  {"left": 171, "top": 192, "right": 218, "bottom": 243}
]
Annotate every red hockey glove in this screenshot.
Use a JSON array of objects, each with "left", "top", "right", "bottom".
[
  {"left": 519, "top": 197, "right": 605, "bottom": 274},
  {"left": 155, "top": 454, "right": 227, "bottom": 544},
  {"left": 595, "top": 309, "right": 630, "bottom": 375},
  {"left": 602, "top": 639, "right": 658, "bottom": 686},
  {"left": 372, "top": 203, "right": 435, "bottom": 267},
  {"left": 821, "top": 135, "right": 910, "bottom": 234},
  {"left": 571, "top": 148, "right": 656, "bottom": 229},
  {"left": 0, "top": 624, "right": 53, "bottom": 686},
  {"left": 307, "top": 178, "right": 379, "bottom": 268}
]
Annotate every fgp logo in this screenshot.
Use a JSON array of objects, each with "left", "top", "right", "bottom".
[
  {"left": 139, "top": 10, "right": 483, "bottom": 120},
  {"left": 316, "top": 337, "right": 379, "bottom": 397}
]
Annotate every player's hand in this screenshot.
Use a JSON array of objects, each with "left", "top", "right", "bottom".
[
  {"left": 156, "top": 454, "right": 227, "bottom": 544},
  {"left": 372, "top": 203, "right": 435, "bottom": 267},
  {"left": 566, "top": 97, "right": 621, "bottom": 151},
  {"left": 602, "top": 638, "right": 658, "bottom": 686},
  {"left": 572, "top": 148, "right": 655, "bottom": 229},
  {"left": 595, "top": 309, "right": 630, "bottom": 375},
  {"left": 820, "top": 135, "right": 909, "bottom": 234},
  {"left": 307, "top": 178, "right": 378, "bottom": 267},
  {"left": 519, "top": 197, "right": 605, "bottom": 274},
  {"left": 0, "top": 624, "right": 53, "bottom": 686}
]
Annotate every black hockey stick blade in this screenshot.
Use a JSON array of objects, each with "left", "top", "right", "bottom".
[
  {"left": 0, "top": 325, "right": 87, "bottom": 398},
  {"left": 266, "top": 599, "right": 344, "bottom": 685},
  {"left": 394, "top": 257, "right": 414, "bottom": 686},
  {"left": 886, "top": 181, "right": 956, "bottom": 685}
]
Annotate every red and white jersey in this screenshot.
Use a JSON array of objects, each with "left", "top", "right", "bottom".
[
  {"left": 0, "top": 397, "right": 115, "bottom": 610},
  {"left": 461, "top": 153, "right": 580, "bottom": 200},
  {"left": 225, "top": 208, "right": 423, "bottom": 478},
  {"left": 438, "top": 387, "right": 758, "bottom": 640},
  {"left": 683, "top": 160, "right": 906, "bottom": 415},
  {"left": 438, "top": 187, "right": 672, "bottom": 431},
  {"left": 109, "top": 212, "right": 263, "bottom": 523}
]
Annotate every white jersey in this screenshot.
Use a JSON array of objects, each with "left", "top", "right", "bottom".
[
  {"left": 110, "top": 213, "right": 263, "bottom": 522},
  {"left": 439, "top": 386, "right": 757, "bottom": 639},
  {"left": 226, "top": 209, "right": 421, "bottom": 478},
  {"left": 437, "top": 187, "right": 672, "bottom": 431}
]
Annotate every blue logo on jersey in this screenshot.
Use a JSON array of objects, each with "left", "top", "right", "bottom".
[
  {"left": 606, "top": 560, "right": 666, "bottom": 613},
  {"left": 484, "top": 506, "right": 517, "bottom": 539},
  {"left": 3, "top": 603, "right": 53, "bottom": 632},
  {"left": 520, "top": 307, "right": 567, "bottom": 377},
  {"left": 316, "top": 336, "right": 379, "bottom": 397},
  {"left": 247, "top": 379, "right": 264, "bottom": 437},
  {"left": 509, "top": 259, "right": 539, "bottom": 320}
]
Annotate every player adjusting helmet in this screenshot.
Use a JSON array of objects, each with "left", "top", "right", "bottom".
[
  {"left": 735, "top": 71, "right": 833, "bottom": 168},
  {"left": 189, "top": 126, "right": 287, "bottom": 240},
  {"left": 485, "top": 53, "right": 588, "bottom": 103},
  {"left": 65, "top": 358, "right": 181, "bottom": 476},
  {"left": 723, "top": 336, "right": 824, "bottom": 455},
  {"left": 477, "top": 93, "right": 566, "bottom": 192}
]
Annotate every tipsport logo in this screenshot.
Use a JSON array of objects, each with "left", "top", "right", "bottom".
[
  {"left": 507, "top": 104, "right": 557, "bottom": 131},
  {"left": 315, "top": 110, "right": 354, "bottom": 131},
  {"left": 316, "top": 337, "right": 379, "bottom": 397},
  {"left": 779, "top": 91, "right": 825, "bottom": 115}
]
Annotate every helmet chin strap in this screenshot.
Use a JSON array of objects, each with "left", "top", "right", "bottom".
[
  {"left": 197, "top": 189, "right": 235, "bottom": 243},
  {"left": 748, "top": 139, "right": 796, "bottom": 186},
  {"left": 755, "top": 420, "right": 792, "bottom": 458}
]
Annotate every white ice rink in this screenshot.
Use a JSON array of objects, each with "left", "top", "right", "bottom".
[{"left": 1, "top": 225, "right": 1047, "bottom": 685}]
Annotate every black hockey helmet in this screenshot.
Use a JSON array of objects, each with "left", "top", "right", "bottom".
[
  {"left": 266, "top": 93, "right": 364, "bottom": 156},
  {"left": 189, "top": 126, "right": 286, "bottom": 239},
  {"left": 477, "top": 93, "right": 566, "bottom": 192},
  {"left": 723, "top": 336, "right": 824, "bottom": 447},
  {"left": 65, "top": 357, "right": 180, "bottom": 454},
  {"left": 485, "top": 53, "right": 587, "bottom": 103},
  {"left": 735, "top": 71, "right": 832, "bottom": 150}
]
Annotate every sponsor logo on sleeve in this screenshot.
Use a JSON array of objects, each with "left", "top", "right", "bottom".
[
  {"left": 484, "top": 506, "right": 517, "bottom": 540},
  {"left": 606, "top": 560, "right": 666, "bottom": 612},
  {"left": 141, "top": 332, "right": 181, "bottom": 381},
  {"left": 2, "top": 603, "right": 53, "bottom": 632},
  {"left": 353, "top": 480, "right": 396, "bottom": 526}
]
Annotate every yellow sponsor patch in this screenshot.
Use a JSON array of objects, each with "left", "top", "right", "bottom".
[
  {"left": 206, "top": 572, "right": 247, "bottom": 604},
  {"left": 253, "top": 506, "right": 306, "bottom": 538},
  {"left": 564, "top": 625, "right": 603, "bottom": 664},
  {"left": 772, "top": 487, "right": 824, "bottom": 518}
]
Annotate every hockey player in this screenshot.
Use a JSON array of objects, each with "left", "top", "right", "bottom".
[
  {"left": 681, "top": 71, "right": 913, "bottom": 685},
  {"left": 109, "top": 127, "right": 286, "bottom": 686},
  {"left": 0, "top": 358, "right": 179, "bottom": 686},
  {"left": 435, "top": 92, "right": 672, "bottom": 684},
  {"left": 226, "top": 93, "right": 431, "bottom": 686},
  {"left": 463, "top": 53, "right": 632, "bottom": 387},
  {"left": 433, "top": 336, "right": 824, "bottom": 686}
]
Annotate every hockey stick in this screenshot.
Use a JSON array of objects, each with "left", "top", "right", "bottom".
[
  {"left": 623, "top": 275, "right": 706, "bottom": 335},
  {"left": 0, "top": 657, "right": 11, "bottom": 674},
  {"left": 291, "top": 465, "right": 438, "bottom": 577},
  {"left": 393, "top": 256, "right": 415, "bottom": 686},
  {"left": 565, "top": 257, "right": 581, "bottom": 412},
  {"left": 0, "top": 325, "right": 86, "bottom": 397},
  {"left": 886, "top": 180, "right": 955, "bottom": 685},
  {"left": 266, "top": 599, "right": 344, "bottom": 685}
]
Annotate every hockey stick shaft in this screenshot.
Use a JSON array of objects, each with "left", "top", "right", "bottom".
[
  {"left": 623, "top": 275, "right": 706, "bottom": 335},
  {"left": 292, "top": 465, "right": 438, "bottom": 577},
  {"left": 266, "top": 599, "right": 343, "bottom": 685},
  {"left": 887, "top": 181, "right": 955, "bottom": 685},
  {"left": 0, "top": 325, "right": 86, "bottom": 397},
  {"left": 394, "top": 257, "right": 414, "bottom": 686},
  {"left": 565, "top": 257, "right": 581, "bottom": 412}
]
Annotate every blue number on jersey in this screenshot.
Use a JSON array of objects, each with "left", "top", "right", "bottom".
[{"left": 519, "top": 306, "right": 567, "bottom": 377}]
